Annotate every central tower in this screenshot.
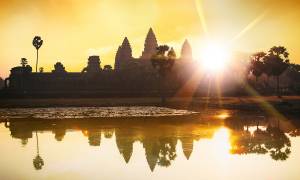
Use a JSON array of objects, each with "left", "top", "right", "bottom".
[{"left": 140, "top": 28, "right": 158, "bottom": 60}]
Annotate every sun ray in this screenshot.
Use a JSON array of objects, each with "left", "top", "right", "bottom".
[
  {"left": 195, "top": 0, "right": 208, "bottom": 35},
  {"left": 230, "top": 10, "right": 269, "bottom": 43},
  {"left": 229, "top": 64, "right": 288, "bottom": 123},
  {"left": 173, "top": 68, "right": 203, "bottom": 108},
  {"left": 205, "top": 77, "right": 212, "bottom": 108},
  {"left": 215, "top": 74, "right": 223, "bottom": 108},
  {"left": 193, "top": 1, "right": 288, "bottom": 128}
]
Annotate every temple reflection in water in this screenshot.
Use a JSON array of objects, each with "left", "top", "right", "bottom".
[{"left": 2, "top": 114, "right": 300, "bottom": 172}]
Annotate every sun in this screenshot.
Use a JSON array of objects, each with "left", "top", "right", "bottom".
[{"left": 199, "top": 42, "right": 230, "bottom": 73}]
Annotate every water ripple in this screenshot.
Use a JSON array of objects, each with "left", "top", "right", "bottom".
[{"left": 0, "top": 106, "right": 197, "bottom": 119}]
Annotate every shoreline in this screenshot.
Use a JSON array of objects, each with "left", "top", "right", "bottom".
[{"left": 0, "top": 96, "right": 300, "bottom": 113}]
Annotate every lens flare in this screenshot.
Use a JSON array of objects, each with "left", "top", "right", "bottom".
[{"left": 199, "top": 42, "right": 230, "bottom": 72}]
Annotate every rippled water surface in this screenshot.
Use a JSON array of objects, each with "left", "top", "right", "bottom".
[
  {"left": 0, "top": 107, "right": 300, "bottom": 180},
  {"left": 0, "top": 106, "right": 196, "bottom": 119}
]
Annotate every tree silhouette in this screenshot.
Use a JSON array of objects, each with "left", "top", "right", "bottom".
[
  {"left": 33, "top": 132, "right": 44, "bottom": 170},
  {"left": 39, "top": 67, "right": 44, "bottom": 73},
  {"left": 265, "top": 126, "right": 291, "bottom": 161},
  {"left": 264, "top": 46, "right": 290, "bottom": 96},
  {"left": 32, "top": 36, "right": 43, "bottom": 73},
  {"left": 0, "top": 77, "right": 4, "bottom": 89},
  {"left": 157, "top": 138, "right": 177, "bottom": 167},
  {"left": 20, "top": 58, "right": 28, "bottom": 67},
  {"left": 103, "top": 65, "right": 113, "bottom": 71},
  {"left": 229, "top": 120, "right": 291, "bottom": 161},
  {"left": 151, "top": 45, "right": 176, "bottom": 105},
  {"left": 249, "top": 52, "right": 266, "bottom": 86},
  {"left": 52, "top": 62, "right": 67, "bottom": 73}
]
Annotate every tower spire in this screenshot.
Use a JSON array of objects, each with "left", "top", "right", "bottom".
[
  {"left": 141, "top": 27, "right": 158, "bottom": 59},
  {"left": 180, "top": 39, "right": 193, "bottom": 60},
  {"left": 114, "top": 37, "right": 133, "bottom": 70}
]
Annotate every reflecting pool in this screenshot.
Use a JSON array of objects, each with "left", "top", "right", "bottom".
[{"left": 0, "top": 107, "right": 299, "bottom": 179}]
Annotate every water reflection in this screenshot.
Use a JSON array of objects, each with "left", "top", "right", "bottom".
[
  {"left": 33, "top": 132, "right": 44, "bottom": 170},
  {"left": 1, "top": 113, "right": 300, "bottom": 172},
  {"left": 225, "top": 115, "right": 293, "bottom": 161}
]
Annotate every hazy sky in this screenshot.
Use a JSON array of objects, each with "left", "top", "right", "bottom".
[{"left": 0, "top": 0, "right": 300, "bottom": 78}]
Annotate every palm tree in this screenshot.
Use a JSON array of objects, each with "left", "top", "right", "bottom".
[
  {"left": 264, "top": 46, "right": 290, "bottom": 96},
  {"left": 263, "top": 63, "right": 273, "bottom": 92},
  {"left": 32, "top": 36, "right": 43, "bottom": 72},
  {"left": 249, "top": 52, "right": 266, "bottom": 87},
  {"left": 20, "top": 58, "right": 28, "bottom": 67},
  {"left": 151, "top": 45, "right": 176, "bottom": 105},
  {"left": 33, "top": 132, "right": 44, "bottom": 170}
]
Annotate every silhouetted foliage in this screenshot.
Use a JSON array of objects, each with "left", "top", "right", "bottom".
[
  {"left": 0, "top": 77, "right": 4, "bottom": 89},
  {"left": 33, "top": 132, "right": 44, "bottom": 170},
  {"left": 151, "top": 45, "right": 176, "bottom": 105},
  {"left": 20, "top": 58, "right": 28, "bottom": 67},
  {"left": 52, "top": 62, "right": 67, "bottom": 74},
  {"left": 249, "top": 52, "right": 266, "bottom": 84},
  {"left": 32, "top": 36, "right": 43, "bottom": 73},
  {"left": 265, "top": 126, "right": 291, "bottom": 161},
  {"left": 33, "top": 155, "right": 44, "bottom": 170},
  {"left": 249, "top": 46, "right": 291, "bottom": 96},
  {"left": 264, "top": 46, "right": 290, "bottom": 96},
  {"left": 157, "top": 138, "right": 177, "bottom": 167},
  {"left": 82, "top": 56, "right": 101, "bottom": 73},
  {"left": 103, "top": 65, "right": 112, "bottom": 71},
  {"left": 228, "top": 118, "right": 291, "bottom": 161},
  {"left": 39, "top": 67, "right": 44, "bottom": 73}
]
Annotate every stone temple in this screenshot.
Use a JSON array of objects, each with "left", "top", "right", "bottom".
[
  {"left": 1, "top": 27, "right": 195, "bottom": 97},
  {"left": 114, "top": 28, "right": 193, "bottom": 72}
]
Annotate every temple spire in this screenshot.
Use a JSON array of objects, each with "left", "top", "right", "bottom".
[
  {"left": 115, "top": 130, "right": 134, "bottom": 164},
  {"left": 121, "top": 37, "right": 132, "bottom": 59},
  {"left": 141, "top": 28, "right": 158, "bottom": 59},
  {"left": 181, "top": 137, "right": 194, "bottom": 160},
  {"left": 114, "top": 46, "right": 122, "bottom": 69},
  {"left": 114, "top": 37, "right": 133, "bottom": 70},
  {"left": 180, "top": 39, "right": 193, "bottom": 60}
]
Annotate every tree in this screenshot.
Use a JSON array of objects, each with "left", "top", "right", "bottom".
[
  {"left": 249, "top": 52, "right": 266, "bottom": 86},
  {"left": 20, "top": 58, "right": 28, "bottom": 67},
  {"left": 0, "top": 77, "right": 4, "bottom": 89},
  {"left": 39, "top": 67, "right": 44, "bottom": 73},
  {"left": 103, "top": 65, "right": 112, "bottom": 71},
  {"left": 151, "top": 45, "right": 176, "bottom": 105},
  {"left": 264, "top": 46, "right": 290, "bottom": 96},
  {"left": 265, "top": 126, "right": 291, "bottom": 161},
  {"left": 285, "top": 64, "right": 300, "bottom": 91},
  {"left": 33, "top": 132, "right": 44, "bottom": 170},
  {"left": 157, "top": 138, "right": 177, "bottom": 167},
  {"left": 52, "top": 62, "right": 67, "bottom": 73},
  {"left": 32, "top": 36, "right": 43, "bottom": 72}
]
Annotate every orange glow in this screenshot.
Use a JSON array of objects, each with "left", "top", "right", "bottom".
[
  {"left": 216, "top": 112, "right": 230, "bottom": 120},
  {"left": 1, "top": 0, "right": 300, "bottom": 78}
]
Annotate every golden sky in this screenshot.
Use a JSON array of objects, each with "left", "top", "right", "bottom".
[{"left": 0, "top": 0, "right": 300, "bottom": 78}]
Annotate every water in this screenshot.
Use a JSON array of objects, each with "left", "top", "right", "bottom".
[
  {"left": 0, "top": 106, "right": 197, "bottom": 119},
  {"left": 0, "top": 106, "right": 299, "bottom": 180}
]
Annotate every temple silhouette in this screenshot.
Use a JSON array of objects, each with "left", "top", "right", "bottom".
[
  {"left": 2, "top": 28, "right": 195, "bottom": 97},
  {"left": 2, "top": 27, "right": 299, "bottom": 97}
]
